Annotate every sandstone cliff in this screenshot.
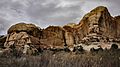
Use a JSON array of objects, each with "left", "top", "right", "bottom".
[
  {"left": 114, "top": 16, "right": 120, "bottom": 38},
  {"left": 8, "top": 23, "right": 41, "bottom": 37},
  {"left": 63, "top": 6, "right": 119, "bottom": 45},
  {"left": 2, "top": 6, "right": 120, "bottom": 54},
  {"left": 77, "top": 6, "right": 116, "bottom": 40},
  {"left": 4, "top": 23, "right": 42, "bottom": 55},
  {"left": 40, "top": 26, "right": 74, "bottom": 49}
]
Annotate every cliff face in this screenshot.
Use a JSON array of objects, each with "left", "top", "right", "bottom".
[
  {"left": 4, "top": 23, "right": 41, "bottom": 55},
  {"left": 77, "top": 6, "right": 116, "bottom": 38},
  {"left": 63, "top": 6, "right": 116, "bottom": 44},
  {"left": 63, "top": 24, "right": 75, "bottom": 48},
  {"left": 40, "top": 26, "right": 74, "bottom": 49},
  {"left": 114, "top": 16, "right": 120, "bottom": 38},
  {"left": 2, "top": 6, "right": 120, "bottom": 54},
  {"left": 64, "top": 6, "right": 119, "bottom": 45},
  {"left": 40, "top": 26, "right": 65, "bottom": 49}
]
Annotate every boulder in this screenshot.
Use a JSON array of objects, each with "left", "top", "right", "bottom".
[{"left": 110, "top": 44, "right": 118, "bottom": 50}]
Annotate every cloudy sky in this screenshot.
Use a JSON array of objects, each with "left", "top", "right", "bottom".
[{"left": 0, "top": 0, "right": 120, "bottom": 35}]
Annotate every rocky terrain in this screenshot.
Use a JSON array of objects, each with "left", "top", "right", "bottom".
[{"left": 0, "top": 6, "right": 120, "bottom": 55}]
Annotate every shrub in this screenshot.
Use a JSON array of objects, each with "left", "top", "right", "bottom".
[{"left": 111, "top": 44, "right": 118, "bottom": 50}]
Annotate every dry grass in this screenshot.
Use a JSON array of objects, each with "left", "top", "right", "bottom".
[{"left": 0, "top": 50, "right": 120, "bottom": 67}]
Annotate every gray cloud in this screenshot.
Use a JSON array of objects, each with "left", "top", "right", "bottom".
[
  {"left": 26, "top": 0, "right": 84, "bottom": 27},
  {"left": 0, "top": 0, "right": 120, "bottom": 35},
  {"left": 82, "top": 0, "right": 120, "bottom": 16},
  {"left": 0, "top": 17, "right": 10, "bottom": 34}
]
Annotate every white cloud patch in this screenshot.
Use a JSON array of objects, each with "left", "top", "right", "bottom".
[{"left": 55, "top": 0, "right": 83, "bottom": 8}]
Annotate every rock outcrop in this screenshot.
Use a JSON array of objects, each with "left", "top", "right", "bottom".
[
  {"left": 67, "top": 6, "right": 118, "bottom": 45},
  {"left": 8, "top": 23, "right": 41, "bottom": 37},
  {"left": 63, "top": 23, "right": 76, "bottom": 49},
  {"left": 114, "top": 16, "right": 120, "bottom": 38},
  {"left": 40, "top": 26, "right": 74, "bottom": 49},
  {"left": 40, "top": 26, "right": 65, "bottom": 49},
  {"left": 63, "top": 6, "right": 120, "bottom": 49},
  {"left": 2, "top": 6, "right": 120, "bottom": 54},
  {"left": 4, "top": 23, "right": 41, "bottom": 55}
]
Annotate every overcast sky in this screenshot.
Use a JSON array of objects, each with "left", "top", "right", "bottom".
[{"left": 0, "top": 0, "right": 120, "bottom": 35}]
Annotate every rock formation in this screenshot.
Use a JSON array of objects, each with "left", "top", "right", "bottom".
[
  {"left": 40, "top": 26, "right": 65, "bottom": 49},
  {"left": 8, "top": 23, "right": 41, "bottom": 37},
  {"left": 75, "top": 6, "right": 116, "bottom": 42},
  {"left": 40, "top": 26, "right": 74, "bottom": 49},
  {"left": 62, "top": 6, "right": 120, "bottom": 45},
  {"left": 4, "top": 23, "right": 41, "bottom": 55},
  {"left": 64, "top": 6, "right": 120, "bottom": 49},
  {"left": 2, "top": 6, "right": 120, "bottom": 55},
  {"left": 114, "top": 16, "right": 120, "bottom": 38}
]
